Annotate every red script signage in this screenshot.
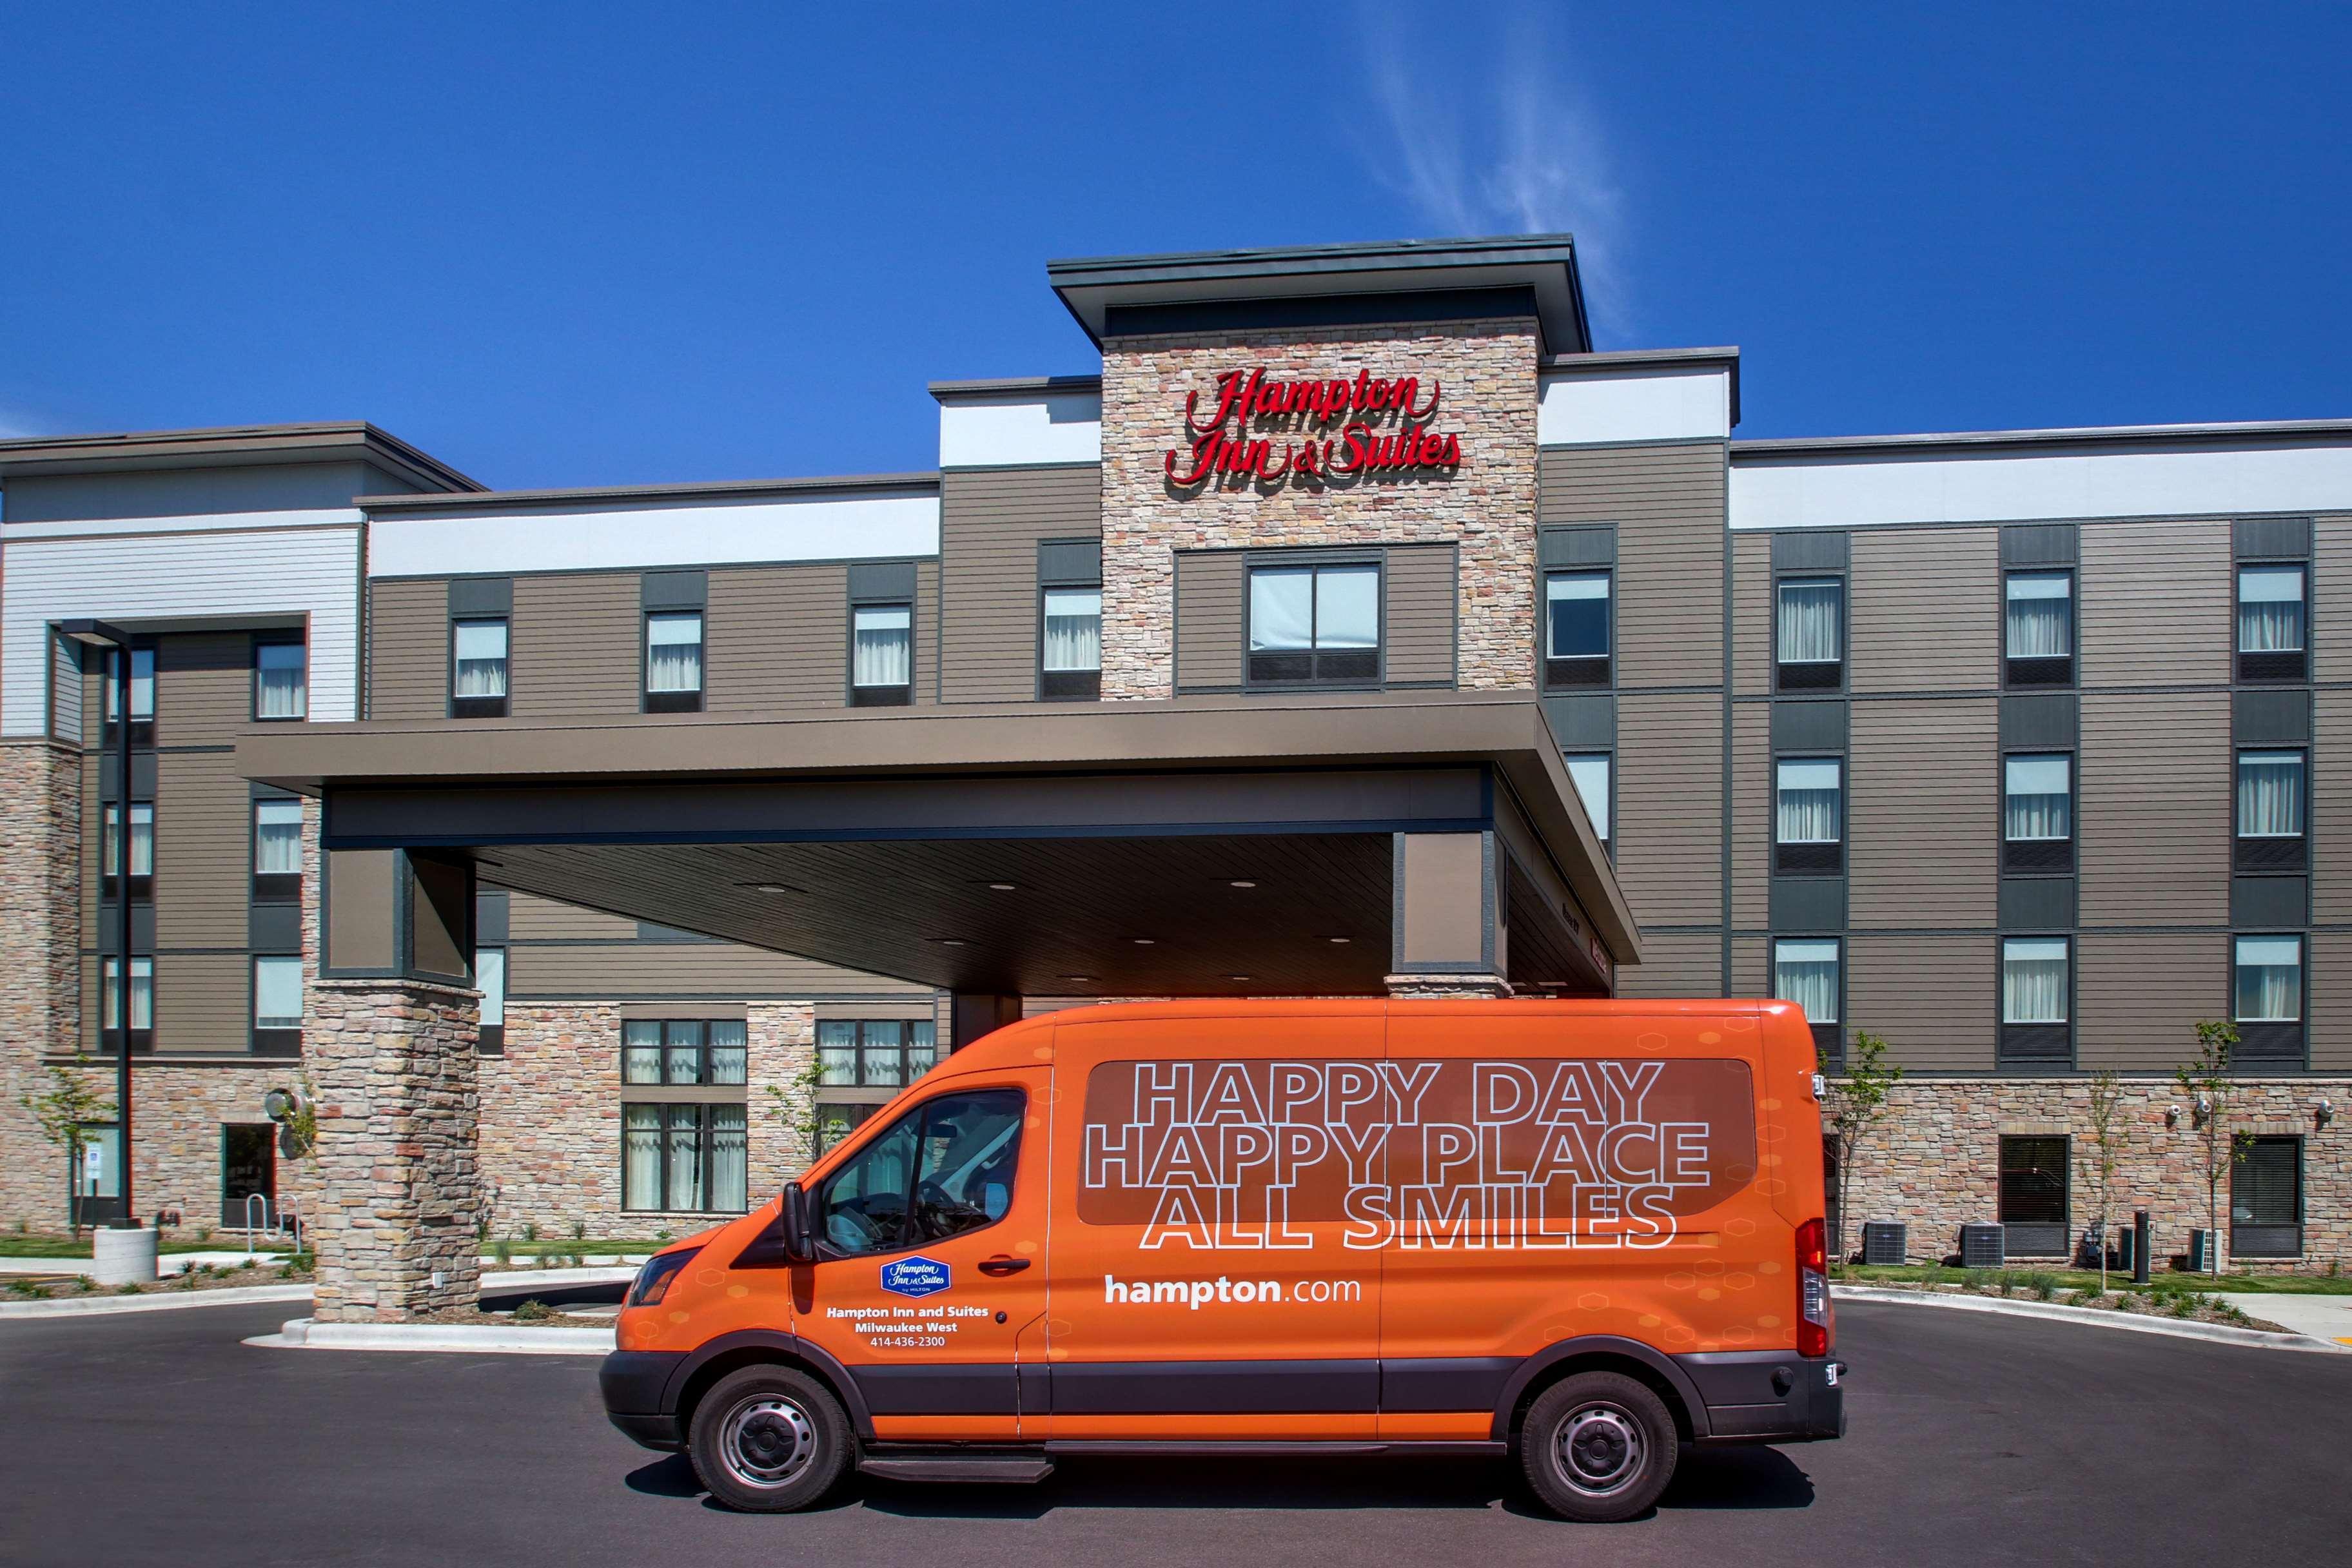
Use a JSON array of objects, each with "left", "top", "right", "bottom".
[{"left": 1164, "top": 366, "right": 1464, "bottom": 487}]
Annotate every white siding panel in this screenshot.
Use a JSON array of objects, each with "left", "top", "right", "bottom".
[
  {"left": 2, "top": 522, "right": 360, "bottom": 736},
  {"left": 1732, "top": 439, "right": 2352, "bottom": 530},
  {"left": 938, "top": 393, "right": 1103, "bottom": 468},
  {"left": 1538, "top": 368, "right": 1730, "bottom": 445},
  {"left": 366, "top": 495, "right": 941, "bottom": 580}
]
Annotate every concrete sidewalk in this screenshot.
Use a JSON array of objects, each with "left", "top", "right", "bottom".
[
  {"left": 0, "top": 1250, "right": 651, "bottom": 1277},
  {"left": 2213, "top": 1292, "right": 2352, "bottom": 1344}
]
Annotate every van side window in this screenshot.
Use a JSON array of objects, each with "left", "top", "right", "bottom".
[{"left": 818, "top": 1088, "right": 1024, "bottom": 1257}]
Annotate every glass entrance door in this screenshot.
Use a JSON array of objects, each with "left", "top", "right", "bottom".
[{"left": 221, "top": 1124, "right": 277, "bottom": 1229}]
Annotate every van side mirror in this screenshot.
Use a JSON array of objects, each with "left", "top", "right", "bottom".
[{"left": 778, "top": 1182, "right": 816, "bottom": 1261}]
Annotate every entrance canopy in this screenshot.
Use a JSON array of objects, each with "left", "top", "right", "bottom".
[{"left": 239, "top": 692, "right": 1637, "bottom": 1001}]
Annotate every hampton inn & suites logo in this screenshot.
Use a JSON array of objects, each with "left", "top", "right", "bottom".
[{"left": 1164, "top": 366, "right": 1463, "bottom": 487}]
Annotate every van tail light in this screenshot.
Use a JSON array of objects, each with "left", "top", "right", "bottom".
[{"left": 1796, "top": 1217, "right": 1833, "bottom": 1358}]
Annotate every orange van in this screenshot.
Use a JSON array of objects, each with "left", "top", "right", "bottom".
[{"left": 600, "top": 999, "right": 1845, "bottom": 1520}]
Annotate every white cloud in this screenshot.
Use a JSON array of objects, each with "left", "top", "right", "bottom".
[
  {"left": 0, "top": 401, "right": 59, "bottom": 440},
  {"left": 1357, "top": 4, "right": 1634, "bottom": 342}
]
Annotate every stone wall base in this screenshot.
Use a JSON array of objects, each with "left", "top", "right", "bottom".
[{"left": 1386, "top": 972, "right": 1513, "bottom": 999}]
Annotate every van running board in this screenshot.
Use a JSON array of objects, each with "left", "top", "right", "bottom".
[{"left": 857, "top": 1455, "right": 1055, "bottom": 1485}]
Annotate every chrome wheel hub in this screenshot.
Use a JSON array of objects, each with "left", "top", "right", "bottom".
[
  {"left": 1555, "top": 1403, "right": 1645, "bottom": 1496},
  {"left": 720, "top": 1395, "right": 817, "bottom": 1489}
]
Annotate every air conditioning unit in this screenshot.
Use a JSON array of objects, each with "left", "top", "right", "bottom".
[
  {"left": 2186, "top": 1228, "right": 2213, "bottom": 1272},
  {"left": 1862, "top": 1221, "right": 1907, "bottom": 1266},
  {"left": 1959, "top": 1222, "right": 2006, "bottom": 1269}
]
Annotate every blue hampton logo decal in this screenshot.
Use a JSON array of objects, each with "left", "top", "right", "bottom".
[{"left": 879, "top": 1256, "right": 952, "bottom": 1298}]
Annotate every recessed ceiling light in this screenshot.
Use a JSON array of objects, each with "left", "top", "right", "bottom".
[
  {"left": 1228, "top": 879, "right": 1258, "bottom": 889},
  {"left": 933, "top": 937, "right": 968, "bottom": 947},
  {"left": 1327, "top": 936, "right": 1351, "bottom": 945},
  {"left": 1228, "top": 974, "right": 1254, "bottom": 982},
  {"left": 986, "top": 882, "right": 1019, "bottom": 892},
  {"left": 1132, "top": 937, "right": 1156, "bottom": 945},
  {"left": 741, "top": 881, "right": 802, "bottom": 895},
  {"left": 1063, "top": 974, "right": 1095, "bottom": 983}
]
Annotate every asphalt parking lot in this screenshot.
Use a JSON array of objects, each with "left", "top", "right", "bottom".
[{"left": 3, "top": 1300, "right": 2349, "bottom": 1567}]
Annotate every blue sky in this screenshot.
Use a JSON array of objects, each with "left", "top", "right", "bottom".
[{"left": 3, "top": 3, "right": 2346, "bottom": 489}]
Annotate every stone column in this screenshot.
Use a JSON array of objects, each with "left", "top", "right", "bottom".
[
  {"left": 305, "top": 977, "right": 481, "bottom": 1322},
  {"left": 1386, "top": 830, "right": 1511, "bottom": 999},
  {"left": 0, "top": 739, "right": 84, "bottom": 1231},
  {"left": 748, "top": 1001, "right": 817, "bottom": 1191}
]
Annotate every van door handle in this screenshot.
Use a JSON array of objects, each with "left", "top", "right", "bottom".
[{"left": 978, "top": 1255, "right": 1032, "bottom": 1276}]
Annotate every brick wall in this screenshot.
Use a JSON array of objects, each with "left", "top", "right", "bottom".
[{"left": 1097, "top": 318, "right": 1540, "bottom": 700}]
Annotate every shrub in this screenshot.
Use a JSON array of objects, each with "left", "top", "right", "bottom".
[
  {"left": 116, "top": 1282, "right": 142, "bottom": 1296},
  {"left": 493, "top": 1239, "right": 514, "bottom": 1266},
  {"left": 1962, "top": 1269, "right": 1990, "bottom": 1292},
  {"left": 521, "top": 1222, "right": 540, "bottom": 1244},
  {"left": 195, "top": 1225, "right": 214, "bottom": 1245},
  {"left": 2168, "top": 1293, "right": 2200, "bottom": 1318},
  {"left": 570, "top": 1219, "right": 587, "bottom": 1242},
  {"left": 72, "top": 1275, "right": 95, "bottom": 1295},
  {"left": 6, "top": 1278, "right": 43, "bottom": 1298},
  {"left": 513, "top": 1298, "right": 555, "bottom": 1323},
  {"left": 2027, "top": 1273, "right": 2058, "bottom": 1302}
]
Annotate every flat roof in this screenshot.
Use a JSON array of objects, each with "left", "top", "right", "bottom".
[
  {"left": 355, "top": 471, "right": 939, "bottom": 513},
  {"left": 0, "top": 420, "right": 484, "bottom": 495},
  {"left": 1732, "top": 415, "right": 2352, "bottom": 460}
]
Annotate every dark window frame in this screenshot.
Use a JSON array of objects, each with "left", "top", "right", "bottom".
[
  {"left": 2230, "top": 931, "right": 2308, "bottom": 1067},
  {"left": 620, "top": 1018, "right": 750, "bottom": 1087},
  {"left": 1997, "top": 1133, "right": 2072, "bottom": 1257},
  {"left": 2000, "top": 748, "right": 2076, "bottom": 875},
  {"left": 101, "top": 799, "right": 155, "bottom": 904},
  {"left": 815, "top": 1017, "right": 939, "bottom": 1091},
  {"left": 99, "top": 954, "right": 155, "bottom": 1056},
  {"left": 1540, "top": 565, "right": 1612, "bottom": 691},
  {"left": 640, "top": 608, "right": 706, "bottom": 714},
  {"left": 448, "top": 615, "right": 511, "bottom": 719},
  {"left": 2233, "top": 745, "right": 2309, "bottom": 873},
  {"left": 1773, "top": 571, "right": 1847, "bottom": 693},
  {"left": 2002, "top": 567, "right": 2077, "bottom": 690},
  {"left": 250, "top": 954, "right": 303, "bottom": 1057},
  {"left": 99, "top": 642, "right": 157, "bottom": 748},
  {"left": 1037, "top": 581, "right": 1103, "bottom": 703},
  {"left": 1562, "top": 750, "right": 1613, "bottom": 852},
  {"left": 1997, "top": 934, "right": 2075, "bottom": 1068},
  {"left": 251, "top": 633, "right": 309, "bottom": 723},
  {"left": 1772, "top": 754, "right": 1845, "bottom": 876},
  {"left": 475, "top": 943, "right": 507, "bottom": 1052},
  {"left": 1244, "top": 553, "right": 1387, "bottom": 691},
  {"left": 2235, "top": 558, "right": 2310, "bottom": 683},
  {"left": 847, "top": 600, "right": 916, "bottom": 707},
  {"left": 1770, "top": 934, "right": 1845, "bottom": 1066},
  {"left": 2231, "top": 1135, "right": 2304, "bottom": 1258},
  {"left": 250, "top": 796, "right": 304, "bottom": 903},
  {"left": 619, "top": 1101, "right": 750, "bottom": 1215}
]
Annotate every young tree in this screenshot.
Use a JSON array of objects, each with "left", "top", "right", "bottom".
[
  {"left": 1820, "top": 1029, "right": 1905, "bottom": 1266},
  {"left": 2079, "top": 1070, "right": 2124, "bottom": 1294},
  {"left": 2176, "top": 1020, "right": 2249, "bottom": 1279},
  {"left": 17, "top": 1059, "right": 116, "bottom": 1240}
]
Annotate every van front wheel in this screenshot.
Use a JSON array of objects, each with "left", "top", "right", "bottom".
[
  {"left": 1520, "top": 1371, "right": 1678, "bottom": 1522},
  {"left": 689, "top": 1366, "right": 854, "bottom": 1513}
]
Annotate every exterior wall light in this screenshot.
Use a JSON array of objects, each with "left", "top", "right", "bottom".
[
  {"left": 2316, "top": 1099, "right": 2335, "bottom": 1129},
  {"left": 2164, "top": 1104, "right": 2181, "bottom": 1128}
]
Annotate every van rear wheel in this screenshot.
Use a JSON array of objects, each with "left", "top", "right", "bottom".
[
  {"left": 1520, "top": 1371, "right": 1678, "bottom": 1522},
  {"left": 689, "top": 1366, "right": 853, "bottom": 1513}
]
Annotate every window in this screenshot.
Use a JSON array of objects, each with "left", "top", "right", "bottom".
[
  {"left": 2233, "top": 935, "right": 2305, "bottom": 1066},
  {"left": 643, "top": 612, "right": 704, "bottom": 713},
  {"left": 815, "top": 1103, "right": 874, "bottom": 1153},
  {"left": 2238, "top": 564, "right": 2308, "bottom": 681},
  {"left": 850, "top": 604, "right": 913, "bottom": 704},
  {"left": 816, "top": 1019, "right": 938, "bottom": 1088},
  {"left": 1774, "top": 758, "right": 1843, "bottom": 873},
  {"left": 101, "top": 647, "right": 155, "bottom": 743},
  {"left": 1997, "top": 1135, "right": 2070, "bottom": 1257},
  {"left": 475, "top": 946, "right": 507, "bottom": 1050},
  {"left": 1772, "top": 938, "right": 1842, "bottom": 1062},
  {"left": 2004, "top": 570, "right": 2074, "bottom": 686},
  {"left": 1776, "top": 576, "right": 1844, "bottom": 690},
  {"left": 253, "top": 799, "right": 303, "bottom": 899},
  {"left": 1563, "top": 754, "right": 1611, "bottom": 843},
  {"left": 253, "top": 956, "right": 302, "bottom": 1054},
  {"left": 1999, "top": 937, "right": 2071, "bottom": 1064},
  {"left": 1248, "top": 562, "right": 1380, "bottom": 685},
  {"left": 622, "top": 1103, "right": 748, "bottom": 1213},
  {"left": 815, "top": 1088, "right": 1024, "bottom": 1257},
  {"left": 100, "top": 956, "right": 153, "bottom": 1051},
  {"left": 2231, "top": 1136, "right": 2303, "bottom": 1257},
  {"left": 102, "top": 802, "right": 154, "bottom": 899},
  {"left": 622, "top": 1019, "right": 749, "bottom": 1086},
  {"left": 2235, "top": 749, "right": 2307, "bottom": 871},
  {"left": 254, "top": 640, "right": 307, "bottom": 720},
  {"left": 1041, "top": 587, "right": 1103, "bottom": 700},
  {"left": 451, "top": 618, "right": 509, "bottom": 717},
  {"left": 1543, "top": 569, "right": 1611, "bottom": 688},
  {"left": 2003, "top": 754, "right": 2073, "bottom": 872}
]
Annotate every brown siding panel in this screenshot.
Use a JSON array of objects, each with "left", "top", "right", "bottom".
[
  {"left": 707, "top": 564, "right": 848, "bottom": 712},
  {"left": 2309, "top": 930, "right": 2352, "bottom": 1073},
  {"left": 1730, "top": 935, "right": 1767, "bottom": 996},
  {"left": 2079, "top": 692, "right": 2230, "bottom": 925},
  {"left": 1731, "top": 533, "right": 1770, "bottom": 697},
  {"left": 513, "top": 940, "right": 927, "bottom": 1000},
  {"left": 2081, "top": 520, "right": 2230, "bottom": 687},
  {"left": 939, "top": 466, "right": 1101, "bottom": 704},
  {"left": 153, "top": 950, "right": 250, "bottom": 1055},
  {"left": 153, "top": 752, "right": 255, "bottom": 950},
  {"left": 914, "top": 558, "right": 940, "bottom": 705},
  {"left": 1614, "top": 930, "right": 1722, "bottom": 999},
  {"left": 1538, "top": 444, "right": 1725, "bottom": 686},
  {"left": 368, "top": 577, "right": 448, "bottom": 720},
  {"left": 2315, "top": 513, "right": 2352, "bottom": 684},
  {"left": 1729, "top": 703, "right": 1769, "bottom": 930},
  {"left": 507, "top": 890, "right": 635, "bottom": 941},
  {"left": 1614, "top": 692, "right": 1723, "bottom": 926},
  {"left": 1385, "top": 544, "right": 1457, "bottom": 686},
  {"left": 2076, "top": 934, "right": 2226, "bottom": 1070},
  {"left": 510, "top": 573, "right": 640, "bottom": 718},
  {"left": 1174, "top": 551, "right": 1244, "bottom": 691},
  {"left": 1852, "top": 527, "right": 1997, "bottom": 693},
  {"left": 2316, "top": 688, "right": 2352, "bottom": 925},
  {"left": 1848, "top": 698, "right": 1997, "bottom": 929},
  {"left": 1847, "top": 934, "right": 1995, "bottom": 1072}
]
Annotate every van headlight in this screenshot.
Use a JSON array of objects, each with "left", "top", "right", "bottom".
[{"left": 628, "top": 1246, "right": 702, "bottom": 1307}]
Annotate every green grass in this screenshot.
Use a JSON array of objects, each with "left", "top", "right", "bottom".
[
  {"left": 487, "top": 1239, "right": 669, "bottom": 1259},
  {"left": 1833, "top": 1262, "right": 2352, "bottom": 1295},
  {"left": 0, "top": 1234, "right": 295, "bottom": 1259}
]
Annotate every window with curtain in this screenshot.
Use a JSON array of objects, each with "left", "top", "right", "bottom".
[
  {"left": 620, "top": 1019, "right": 748, "bottom": 1084},
  {"left": 254, "top": 642, "right": 307, "bottom": 720},
  {"left": 253, "top": 799, "right": 303, "bottom": 877},
  {"left": 2001, "top": 938, "right": 2070, "bottom": 1023},
  {"left": 1042, "top": 588, "right": 1102, "bottom": 673},
  {"left": 2234, "top": 936, "right": 2302, "bottom": 1022},
  {"left": 1772, "top": 939, "right": 1840, "bottom": 1023},
  {"left": 2004, "top": 571, "right": 2072, "bottom": 658},
  {"left": 852, "top": 604, "right": 913, "bottom": 694},
  {"left": 2238, "top": 565, "right": 2306, "bottom": 652},
  {"left": 1248, "top": 562, "right": 1380, "bottom": 683},
  {"left": 103, "top": 647, "right": 155, "bottom": 728},
  {"left": 621, "top": 1103, "right": 749, "bottom": 1213},
  {"left": 452, "top": 618, "right": 509, "bottom": 703},
  {"left": 817, "top": 1018, "right": 939, "bottom": 1087},
  {"left": 1776, "top": 578, "right": 1843, "bottom": 664},
  {"left": 1775, "top": 759, "right": 1843, "bottom": 843},
  {"left": 1564, "top": 754, "right": 1611, "bottom": 841},
  {"left": 644, "top": 612, "right": 703, "bottom": 705},
  {"left": 101, "top": 956, "right": 153, "bottom": 1034},
  {"left": 1545, "top": 571, "right": 1611, "bottom": 660},
  {"left": 253, "top": 956, "right": 303, "bottom": 1030},
  {"left": 2003, "top": 754, "right": 2072, "bottom": 840},
  {"left": 102, "top": 803, "right": 154, "bottom": 887},
  {"left": 2237, "top": 751, "right": 2305, "bottom": 837}
]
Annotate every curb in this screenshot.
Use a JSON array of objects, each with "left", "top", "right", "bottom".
[
  {"left": 1833, "top": 1284, "right": 2352, "bottom": 1353},
  {"left": 0, "top": 1265, "right": 634, "bottom": 1322},
  {"left": 250, "top": 1317, "right": 612, "bottom": 1355}
]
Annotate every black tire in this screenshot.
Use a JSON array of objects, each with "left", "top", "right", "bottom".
[
  {"left": 688, "top": 1365, "right": 855, "bottom": 1513},
  {"left": 1518, "top": 1370, "right": 1679, "bottom": 1523}
]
